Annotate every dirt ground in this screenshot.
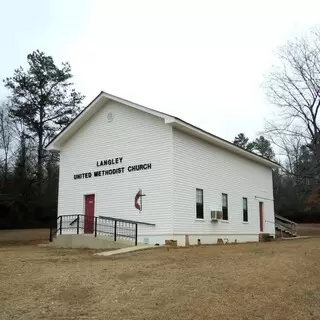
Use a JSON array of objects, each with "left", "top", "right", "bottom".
[
  {"left": 0, "top": 229, "right": 50, "bottom": 245},
  {"left": 297, "top": 223, "right": 320, "bottom": 236},
  {"left": 1, "top": 237, "right": 320, "bottom": 320},
  {"left": 0, "top": 222, "right": 318, "bottom": 244}
]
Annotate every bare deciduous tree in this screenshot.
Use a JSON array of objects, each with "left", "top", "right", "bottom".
[
  {"left": 0, "top": 102, "right": 13, "bottom": 188},
  {"left": 264, "top": 28, "right": 320, "bottom": 221},
  {"left": 264, "top": 28, "right": 320, "bottom": 155}
]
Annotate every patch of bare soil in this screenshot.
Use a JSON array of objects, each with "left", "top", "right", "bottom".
[
  {"left": 0, "top": 229, "right": 50, "bottom": 245},
  {"left": 1, "top": 239, "right": 320, "bottom": 320},
  {"left": 297, "top": 223, "right": 320, "bottom": 236}
]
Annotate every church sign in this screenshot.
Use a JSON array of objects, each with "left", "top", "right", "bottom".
[{"left": 73, "top": 157, "right": 152, "bottom": 180}]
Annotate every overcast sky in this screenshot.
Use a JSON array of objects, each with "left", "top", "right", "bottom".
[{"left": 0, "top": 0, "right": 319, "bottom": 141}]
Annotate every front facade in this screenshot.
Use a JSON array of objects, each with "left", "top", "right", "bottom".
[{"left": 47, "top": 92, "right": 278, "bottom": 246}]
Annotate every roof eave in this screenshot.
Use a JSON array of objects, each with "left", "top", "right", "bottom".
[
  {"left": 45, "top": 90, "right": 280, "bottom": 169},
  {"left": 167, "top": 119, "right": 280, "bottom": 169},
  {"left": 45, "top": 91, "right": 175, "bottom": 151},
  {"left": 46, "top": 143, "right": 60, "bottom": 152},
  {"left": 45, "top": 92, "right": 109, "bottom": 151}
]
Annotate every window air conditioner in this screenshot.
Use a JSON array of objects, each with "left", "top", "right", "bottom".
[
  {"left": 211, "top": 211, "right": 218, "bottom": 221},
  {"left": 217, "top": 211, "right": 223, "bottom": 220},
  {"left": 211, "top": 210, "right": 223, "bottom": 221}
]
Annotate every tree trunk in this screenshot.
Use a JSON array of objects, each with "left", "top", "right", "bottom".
[
  {"left": 37, "top": 107, "right": 44, "bottom": 196},
  {"left": 37, "top": 133, "right": 43, "bottom": 195},
  {"left": 0, "top": 110, "right": 10, "bottom": 189},
  {"left": 3, "top": 152, "right": 8, "bottom": 189}
]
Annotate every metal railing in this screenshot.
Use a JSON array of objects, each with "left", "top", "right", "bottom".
[{"left": 49, "top": 214, "right": 155, "bottom": 246}]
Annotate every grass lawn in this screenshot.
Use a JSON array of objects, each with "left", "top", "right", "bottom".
[{"left": 1, "top": 237, "right": 320, "bottom": 320}]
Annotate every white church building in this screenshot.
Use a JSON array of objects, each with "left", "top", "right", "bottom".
[{"left": 46, "top": 91, "right": 278, "bottom": 246}]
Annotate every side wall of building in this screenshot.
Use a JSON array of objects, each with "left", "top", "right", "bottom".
[
  {"left": 172, "top": 129, "right": 275, "bottom": 246},
  {"left": 58, "top": 100, "right": 174, "bottom": 244}
]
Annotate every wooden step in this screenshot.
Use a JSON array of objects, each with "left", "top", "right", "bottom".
[{"left": 275, "top": 214, "right": 298, "bottom": 237}]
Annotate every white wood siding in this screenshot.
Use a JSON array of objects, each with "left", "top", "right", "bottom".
[
  {"left": 172, "top": 129, "right": 275, "bottom": 245},
  {"left": 58, "top": 101, "right": 276, "bottom": 246},
  {"left": 58, "top": 100, "right": 173, "bottom": 240}
]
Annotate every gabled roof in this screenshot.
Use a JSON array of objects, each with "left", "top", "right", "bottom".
[{"left": 46, "top": 91, "right": 279, "bottom": 169}]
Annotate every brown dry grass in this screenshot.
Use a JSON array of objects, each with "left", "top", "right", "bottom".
[
  {"left": 1, "top": 238, "right": 320, "bottom": 320},
  {"left": 297, "top": 224, "right": 320, "bottom": 236},
  {"left": 0, "top": 229, "right": 49, "bottom": 245}
]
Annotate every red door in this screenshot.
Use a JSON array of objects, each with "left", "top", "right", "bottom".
[
  {"left": 259, "top": 202, "right": 264, "bottom": 232},
  {"left": 84, "top": 194, "right": 95, "bottom": 233}
]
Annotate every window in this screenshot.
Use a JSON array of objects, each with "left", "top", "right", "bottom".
[
  {"left": 222, "top": 193, "right": 228, "bottom": 220},
  {"left": 243, "top": 197, "right": 248, "bottom": 222},
  {"left": 196, "top": 189, "right": 204, "bottom": 219}
]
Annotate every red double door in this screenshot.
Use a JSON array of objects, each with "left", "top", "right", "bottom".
[{"left": 84, "top": 194, "right": 95, "bottom": 233}]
